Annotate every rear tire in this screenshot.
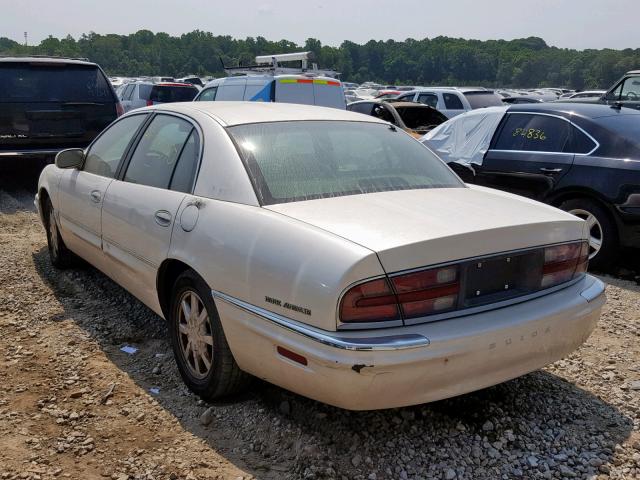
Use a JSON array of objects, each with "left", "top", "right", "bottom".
[
  {"left": 559, "top": 198, "right": 617, "bottom": 271},
  {"left": 168, "top": 270, "right": 252, "bottom": 400},
  {"left": 44, "top": 198, "right": 75, "bottom": 269}
]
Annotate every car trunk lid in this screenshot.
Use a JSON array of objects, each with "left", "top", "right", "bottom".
[{"left": 264, "top": 185, "right": 586, "bottom": 273}]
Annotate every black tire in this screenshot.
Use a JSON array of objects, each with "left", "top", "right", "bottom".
[
  {"left": 44, "top": 197, "right": 75, "bottom": 269},
  {"left": 559, "top": 198, "right": 618, "bottom": 271},
  {"left": 168, "top": 269, "right": 252, "bottom": 400}
]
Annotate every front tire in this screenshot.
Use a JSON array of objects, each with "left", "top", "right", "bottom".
[
  {"left": 44, "top": 198, "right": 75, "bottom": 269},
  {"left": 559, "top": 198, "right": 617, "bottom": 270},
  {"left": 168, "top": 270, "right": 251, "bottom": 400}
]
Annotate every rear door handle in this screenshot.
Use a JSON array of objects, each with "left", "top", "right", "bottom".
[
  {"left": 154, "top": 210, "right": 172, "bottom": 227},
  {"left": 90, "top": 190, "right": 102, "bottom": 203},
  {"left": 539, "top": 167, "right": 563, "bottom": 174}
]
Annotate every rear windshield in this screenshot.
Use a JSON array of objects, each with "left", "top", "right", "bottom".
[
  {"left": 228, "top": 121, "right": 462, "bottom": 205},
  {"left": 145, "top": 85, "right": 197, "bottom": 103},
  {"left": 0, "top": 63, "right": 113, "bottom": 103},
  {"left": 464, "top": 91, "right": 504, "bottom": 109}
]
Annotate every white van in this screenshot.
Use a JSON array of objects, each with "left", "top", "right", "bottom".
[
  {"left": 193, "top": 52, "right": 346, "bottom": 109},
  {"left": 194, "top": 74, "right": 346, "bottom": 109}
]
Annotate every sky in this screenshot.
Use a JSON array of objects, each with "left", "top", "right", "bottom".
[{"left": 1, "top": 0, "right": 639, "bottom": 50}]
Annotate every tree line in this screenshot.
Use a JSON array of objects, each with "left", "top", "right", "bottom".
[{"left": 1, "top": 30, "right": 638, "bottom": 89}]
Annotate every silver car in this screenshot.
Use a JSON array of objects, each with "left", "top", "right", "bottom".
[{"left": 36, "top": 102, "right": 605, "bottom": 410}]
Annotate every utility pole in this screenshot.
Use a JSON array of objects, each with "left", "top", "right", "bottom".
[{"left": 24, "top": 32, "right": 27, "bottom": 47}]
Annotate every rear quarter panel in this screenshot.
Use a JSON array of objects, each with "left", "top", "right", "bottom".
[{"left": 167, "top": 199, "right": 384, "bottom": 331}]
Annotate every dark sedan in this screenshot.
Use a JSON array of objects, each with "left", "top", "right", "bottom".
[{"left": 423, "top": 103, "right": 640, "bottom": 269}]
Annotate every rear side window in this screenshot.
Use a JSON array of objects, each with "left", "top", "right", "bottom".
[
  {"left": 569, "top": 126, "right": 597, "bottom": 154},
  {"left": 197, "top": 87, "right": 218, "bottom": 101},
  {"left": 443, "top": 93, "right": 464, "bottom": 110},
  {"left": 492, "top": 114, "right": 570, "bottom": 153},
  {"left": 417, "top": 93, "right": 438, "bottom": 108},
  {"left": 464, "top": 92, "right": 504, "bottom": 109},
  {"left": 124, "top": 115, "right": 193, "bottom": 189},
  {"left": 84, "top": 114, "right": 148, "bottom": 178},
  {"left": 149, "top": 86, "right": 198, "bottom": 103},
  {"left": 0, "top": 63, "right": 113, "bottom": 103}
]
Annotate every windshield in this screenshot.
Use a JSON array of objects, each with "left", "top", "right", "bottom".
[
  {"left": 228, "top": 121, "right": 463, "bottom": 205},
  {"left": 464, "top": 92, "right": 504, "bottom": 109},
  {"left": 0, "top": 63, "right": 113, "bottom": 103}
]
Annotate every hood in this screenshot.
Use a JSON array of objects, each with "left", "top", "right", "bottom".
[{"left": 265, "top": 185, "right": 586, "bottom": 273}]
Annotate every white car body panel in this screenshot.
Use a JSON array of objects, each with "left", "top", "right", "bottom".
[{"left": 35, "top": 101, "right": 605, "bottom": 410}]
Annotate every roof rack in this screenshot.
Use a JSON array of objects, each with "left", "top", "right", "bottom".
[
  {"left": 222, "top": 51, "right": 340, "bottom": 78},
  {"left": 0, "top": 54, "right": 90, "bottom": 61}
]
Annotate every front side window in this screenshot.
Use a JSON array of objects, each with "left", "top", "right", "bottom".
[
  {"left": 620, "top": 76, "right": 640, "bottom": 101},
  {"left": 124, "top": 115, "right": 193, "bottom": 189},
  {"left": 228, "top": 121, "right": 463, "bottom": 205},
  {"left": 492, "top": 114, "right": 570, "bottom": 153},
  {"left": 83, "top": 114, "right": 148, "bottom": 177},
  {"left": 197, "top": 87, "right": 218, "bottom": 102}
]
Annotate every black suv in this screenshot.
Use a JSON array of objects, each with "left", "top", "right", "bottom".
[{"left": 0, "top": 56, "right": 121, "bottom": 163}]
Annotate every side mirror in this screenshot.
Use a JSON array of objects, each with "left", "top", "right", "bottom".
[{"left": 55, "top": 148, "right": 85, "bottom": 169}]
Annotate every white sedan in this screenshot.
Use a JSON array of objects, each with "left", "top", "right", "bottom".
[{"left": 36, "top": 102, "right": 605, "bottom": 410}]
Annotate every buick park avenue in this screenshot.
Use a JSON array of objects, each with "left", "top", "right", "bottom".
[{"left": 36, "top": 102, "right": 605, "bottom": 410}]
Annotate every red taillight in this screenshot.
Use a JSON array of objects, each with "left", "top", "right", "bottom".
[
  {"left": 541, "top": 241, "right": 589, "bottom": 288},
  {"left": 146, "top": 100, "right": 154, "bottom": 106},
  {"left": 339, "top": 266, "right": 460, "bottom": 324},
  {"left": 391, "top": 266, "right": 459, "bottom": 319},
  {"left": 340, "top": 278, "right": 399, "bottom": 323},
  {"left": 115, "top": 102, "right": 124, "bottom": 117}
]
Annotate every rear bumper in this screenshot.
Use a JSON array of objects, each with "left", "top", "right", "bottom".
[{"left": 214, "top": 275, "right": 605, "bottom": 410}]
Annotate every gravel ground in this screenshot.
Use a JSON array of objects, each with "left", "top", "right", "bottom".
[{"left": 1, "top": 163, "right": 639, "bottom": 480}]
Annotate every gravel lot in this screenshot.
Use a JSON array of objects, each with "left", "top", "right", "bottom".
[{"left": 1, "top": 163, "right": 639, "bottom": 480}]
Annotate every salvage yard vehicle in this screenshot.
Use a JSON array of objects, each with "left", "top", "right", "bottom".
[
  {"left": 36, "top": 102, "right": 605, "bottom": 410},
  {"left": 194, "top": 51, "right": 346, "bottom": 109},
  {"left": 422, "top": 103, "right": 640, "bottom": 269},
  {"left": 0, "top": 56, "right": 122, "bottom": 164},
  {"left": 348, "top": 100, "right": 448, "bottom": 137}
]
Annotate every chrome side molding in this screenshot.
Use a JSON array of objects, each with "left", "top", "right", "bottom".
[{"left": 211, "top": 290, "right": 430, "bottom": 351}]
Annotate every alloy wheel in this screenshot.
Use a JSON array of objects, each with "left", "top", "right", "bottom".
[{"left": 177, "top": 290, "right": 214, "bottom": 379}]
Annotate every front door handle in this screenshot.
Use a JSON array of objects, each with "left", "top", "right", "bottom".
[
  {"left": 90, "top": 190, "right": 102, "bottom": 203},
  {"left": 539, "top": 167, "right": 563, "bottom": 174},
  {"left": 154, "top": 210, "right": 172, "bottom": 227}
]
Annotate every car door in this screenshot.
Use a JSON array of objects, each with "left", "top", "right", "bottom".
[
  {"left": 478, "top": 112, "right": 576, "bottom": 200},
  {"left": 101, "top": 113, "right": 201, "bottom": 313},
  {"left": 57, "top": 113, "right": 149, "bottom": 269}
]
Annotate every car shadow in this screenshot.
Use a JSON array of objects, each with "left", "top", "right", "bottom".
[
  {"left": 31, "top": 247, "right": 633, "bottom": 479},
  {"left": 0, "top": 160, "right": 44, "bottom": 215}
]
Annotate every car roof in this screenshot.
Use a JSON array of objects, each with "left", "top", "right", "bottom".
[
  {"left": 151, "top": 101, "right": 388, "bottom": 126},
  {"left": 0, "top": 56, "right": 95, "bottom": 66},
  {"left": 507, "top": 102, "right": 640, "bottom": 120},
  {"left": 625, "top": 70, "right": 640, "bottom": 75}
]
